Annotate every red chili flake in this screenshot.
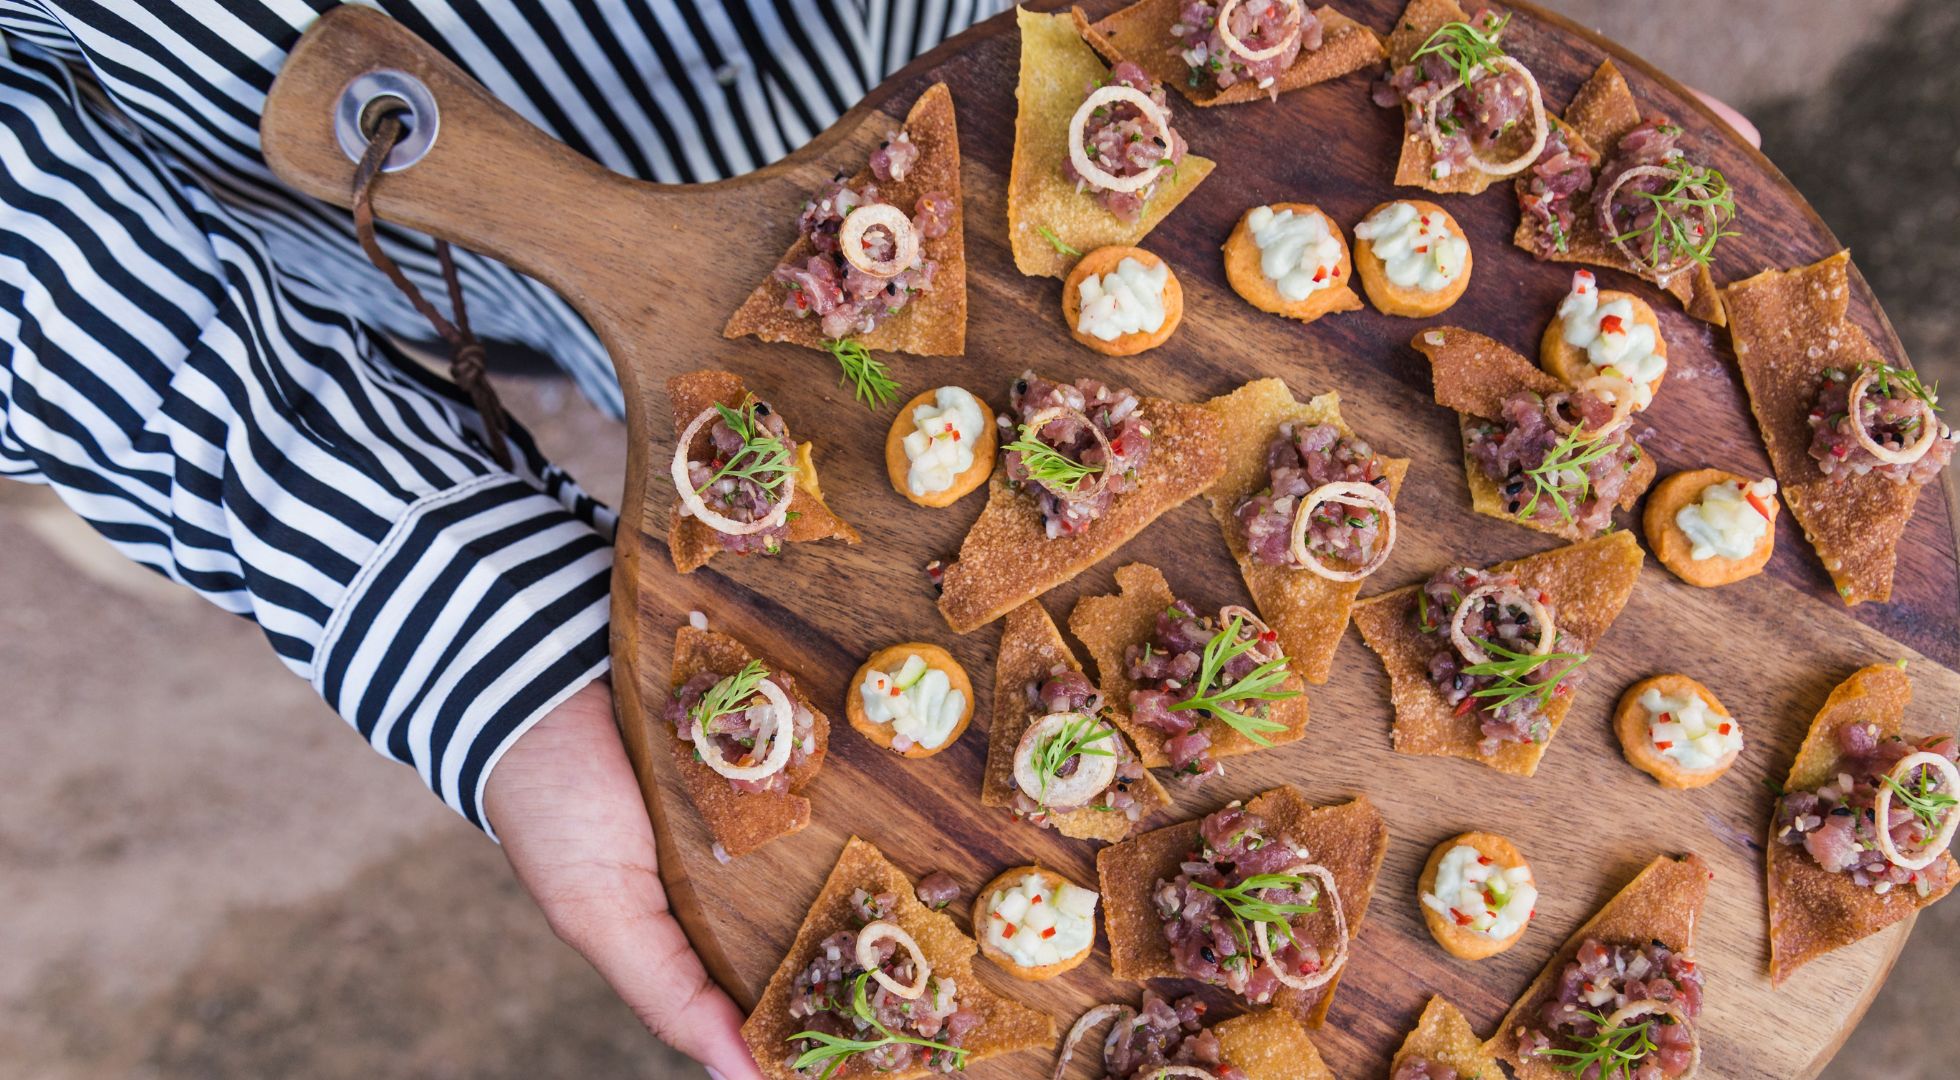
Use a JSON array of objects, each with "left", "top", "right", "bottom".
[
  {"left": 1659, "top": 712, "right": 1673, "bottom": 724},
  {"left": 890, "top": 686, "right": 901, "bottom": 697},
  {"left": 1454, "top": 697, "right": 1476, "bottom": 717},
  {"left": 1041, "top": 927, "right": 1057, "bottom": 939},
  {"left": 925, "top": 559, "right": 945, "bottom": 584},
  {"left": 1746, "top": 491, "right": 1773, "bottom": 521},
  {"left": 951, "top": 429, "right": 961, "bottom": 441},
  {"left": 1832, "top": 444, "right": 1849, "bottom": 458},
  {"left": 1719, "top": 723, "right": 1733, "bottom": 735},
  {"left": 1453, "top": 909, "right": 1473, "bottom": 926},
  {"left": 1000, "top": 924, "right": 1016, "bottom": 938},
  {"left": 1600, "top": 314, "right": 1625, "bottom": 334},
  {"left": 1477, "top": 855, "right": 1493, "bottom": 865},
  {"left": 1312, "top": 266, "right": 1328, "bottom": 283},
  {"left": 1415, "top": 244, "right": 1429, "bottom": 254},
  {"left": 1655, "top": 740, "right": 1674, "bottom": 750},
  {"left": 1031, "top": 894, "right": 1043, "bottom": 904},
  {"left": 794, "top": 293, "right": 809, "bottom": 310}
]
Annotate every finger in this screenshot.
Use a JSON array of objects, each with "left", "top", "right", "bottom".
[
  {"left": 1689, "top": 87, "right": 1761, "bottom": 149},
  {"left": 577, "top": 900, "right": 767, "bottom": 1080}
]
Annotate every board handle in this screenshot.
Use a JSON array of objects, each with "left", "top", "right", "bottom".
[{"left": 261, "top": 5, "right": 656, "bottom": 307}]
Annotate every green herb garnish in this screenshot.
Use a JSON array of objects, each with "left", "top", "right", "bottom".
[
  {"left": 1881, "top": 770, "right": 1958, "bottom": 833},
  {"left": 694, "top": 395, "right": 797, "bottom": 501},
  {"left": 788, "top": 973, "right": 969, "bottom": 1079},
  {"left": 1191, "top": 873, "right": 1318, "bottom": 951},
  {"left": 1167, "top": 617, "right": 1299, "bottom": 744},
  {"left": 1861, "top": 361, "right": 1941, "bottom": 412},
  {"left": 823, "top": 338, "right": 900, "bottom": 409},
  {"left": 1604, "top": 157, "right": 1739, "bottom": 273},
  {"left": 1036, "top": 224, "right": 1082, "bottom": 257},
  {"left": 1533, "top": 1010, "right": 1659, "bottom": 1078},
  {"left": 1462, "top": 638, "right": 1589, "bottom": 714},
  {"left": 1004, "top": 424, "right": 1103, "bottom": 493},
  {"left": 1515, "top": 424, "right": 1626, "bottom": 524},
  {"left": 1411, "top": 12, "right": 1511, "bottom": 88},
  {"left": 1031, "top": 714, "right": 1116, "bottom": 808},
  {"left": 690, "top": 659, "right": 770, "bottom": 734}
]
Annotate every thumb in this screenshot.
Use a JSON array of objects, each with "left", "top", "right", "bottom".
[{"left": 575, "top": 905, "right": 768, "bottom": 1080}]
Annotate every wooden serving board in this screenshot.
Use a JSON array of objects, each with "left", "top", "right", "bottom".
[{"left": 261, "top": 4, "right": 1960, "bottom": 1077}]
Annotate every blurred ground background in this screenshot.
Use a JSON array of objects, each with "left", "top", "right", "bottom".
[{"left": 2, "top": 1, "right": 1955, "bottom": 1077}]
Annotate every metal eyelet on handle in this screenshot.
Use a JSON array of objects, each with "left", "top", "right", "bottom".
[{"left": 333, "top": 69, "right": 439, "bottom": 172}]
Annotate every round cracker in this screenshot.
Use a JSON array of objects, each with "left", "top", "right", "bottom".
[
  {"left": 1643, "top": 467, "right": 1778, "bottom": 587},
  {"left": 884, "top": 389, "right": 997, "bottom": 508},
  {"left": 845, "top": 643, "right": 975, "bottom": 758},
  {"left": 1613, "top": 673, "right": 1739, "bottom": 790},
  {"left": 974, "top": 865, "right": 1096, "bottom": 980},
  {"left": 1061, "top": 245, "right": 1183, "bottom": 356},
  {"left": 1539, "top": 288, "right": 1668, "bottom": 407},
  {"left": 1222, "top": 202, "right": 1364, "bottom": 325},
  {"left": 1417, "top": 831, "right": 1534, "bottom": 961},
  {"left": 1352, "top": 200, "right": 1472, "bottom": 318}
]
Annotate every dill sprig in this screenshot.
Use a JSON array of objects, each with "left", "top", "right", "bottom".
[
  {"left": 1036, "top": 224, "right": 1082, "bottom": 257},
  {"left": 1606, "top": 157, "right": 1739, "bottom": 273},
  {"left": 1881, "top": 770, "right": 1958, "bottom": 832},
  {"left": 1003, "top": 424, "right": 1103, "bottom": 493},
  {"left": 1862, "top": 361, "right": 1942, "bottom": 412},
  {"left": 1191, "top": 873, "right": 1318, "bottom": 950},
  {"left": 1167, "top": 616, "right": 1299, "bottom": 744},
  {"left": 824, "top": 338, "right": 900, "bottom": 409},
  {"left": 696, "top": 398, "right": 797, "bottom": 499},
  {"left": 1533, "top": 1011, "right": 1659, "bottom": 1078},
  {"left": 1032, "top": 714, "right": 1116, "bottom": 808},
  {"left": 1515, "top": 424, "right": 1627, "bottom": 523},
  {"left": 690, "top": 659, "right": 770, "bottom": 733},
  {"left": 1462, "top": 638, "right": 1589, "bottom": 713},
  {"left": 788, "top": 972, "right": 969, "bottom": 1079},
  {"left": 1411, "top": 11, "right": 1511, "bottom": 87}
]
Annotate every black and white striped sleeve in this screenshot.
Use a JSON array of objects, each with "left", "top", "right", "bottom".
[{"left": 0, "top": 33, "right": 613, "bottom": 836}]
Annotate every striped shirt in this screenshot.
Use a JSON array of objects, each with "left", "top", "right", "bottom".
[{"left": 0, "top": 0, "right": 1004, "bottom": 834}]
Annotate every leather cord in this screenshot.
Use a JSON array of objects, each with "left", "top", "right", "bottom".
[{"left": 350, "top": 110, "right": 513, "bottom": 470}]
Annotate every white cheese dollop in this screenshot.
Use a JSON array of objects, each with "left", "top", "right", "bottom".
[
  {"left": 1556, "top": 270, "right": 1666, "bottom": 408},
  {"left": 1421, "top": 845, "right": 1536, "bottom": 939},
  {"left": 1247, "top": 205, "right": 1344, "bottom": 302},
  {"left": 1675, "top": 476, "right": 1777, "bottom": 561},
  {"left": 901, "top": 387, "right": 985, "bottom": 498},
  {"left": 1075, "top": 256, "right": 1169, "bottom": 341},
  {"left": 983, "top": 872, "right": 1098, "bottom": 969},
  {"left": 1353, "top": 201, "right": 1467, "bottom": 293},
  {"left": 858, "top": 652, "right": 966, "bottom": 751},
  {"left": 1640, "top": 686, "right": 1742, "bottom": 772}
]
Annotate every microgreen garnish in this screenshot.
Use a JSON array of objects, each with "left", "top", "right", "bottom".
[
  {"left": 1514, "top": 424, "right": 1626, "bottom": 523},
  {"left": 1605, "top": 158, "right": 1739, "bottom": 272},
  {"left": 1032, "top": 714, "right": 1116, "bottom": 808},
  {"left": 1416, "top": 590, "right": 1438, "bottom": 634},
  {"left": 1036, "top": 224, "right": 1082, "bottom": 257},
  {"left": 788, "top": 972, "right": 969, "bottom": 1079},
  {"left": 1462, "top": 638, "right": 1589, "bottom": 713},
  {"left": 1191, "top": 873, "right": 1318, "bottom": 950},
  {"left": 690, "top": 659, "right": 770, "bottom": 733},
  {"left": 1167, "top": 617, "right": 1299, "bottom": 744},
  {"left": 1534, "top": 1011, "right": 1659, "bottom": 1078},
  {"left": 1881, "top": 770, "right": 1957, "bottom": 833},
  {"left": 823, "top": 338, "right": 900, "bottom": 409},
  {"left": 1004, "top": 423, "right": 1102, "bottom": 493},
  {"left": 1861, "top": 361, "right": 1941, "bottom": 412},
  {"left": 696, "top": 397, "right": 797, "bottom": 499},
  {"left": 1411, "top": 12, "right": 1511, "bottom": 88}
]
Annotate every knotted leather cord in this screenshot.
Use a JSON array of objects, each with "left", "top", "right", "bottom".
[{"left": 350, "top": 110, "right": 513, "bottom": 470}]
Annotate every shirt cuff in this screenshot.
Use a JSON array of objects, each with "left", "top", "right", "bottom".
[{"left": 312, "top": 474, "right": 613, "bottom": 835}]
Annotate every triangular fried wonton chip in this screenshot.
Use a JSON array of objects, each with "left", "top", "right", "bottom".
[
  {"left": 981, "top": 600, "right": 1171, "bottom": 841},
  {"left": 1069, "top": 562, "right": 1310, "bottom": 767},
  {"left": 666, "top": 370, "right": 859, "bottom": 573},
  {"left": 1767, "top": 663, "right": 1958, "bottom": 985},
  {"left": 1203, "top": 379, "right": 1411, "bottom": 684},
  {"left": 1511, "top": 60, "right": 1725, "bottom": 324},
  {"left": 1724, "top": 251, "right": 1930, "bottom": 605},
  {"left": 1488, "top": 854, "right": 1712, "bottom": 1078},
  {"left": 1073, "top": 1, "right": 1382, "bottom": 108},
  {"left": 1351, "top": 530, "right": 1645, "bottom": 776},
  {"left": 722, "top": 82, "right": 966, "bottom": 355},
  {"left": 1008, "top": 8, "right": 1216, "bottom": 278},
  {"left": 741, "top": 837, "right": 1055, "bottom": 1080},
  {"left": 664, "top": 626, "right": 828, "bottom": 858},
  {"left": 1098, "top": 787, "right": 1388, "bottom": 1027},
  {"left": 1411, "top": 327, "right": 1657, "bottom": 541},
  {"left": 937, "top": 389, "right": 1225, "bottom": 633},
  {"left": 1383, "top": 0, "right": 1510, "bottom": 196},
  {"left": 1393, "top": 996, "right": 1502, "bottom": 1080},
  {"left": 1212, "top": 1008, "right": 1337, "bottom": 1080}
]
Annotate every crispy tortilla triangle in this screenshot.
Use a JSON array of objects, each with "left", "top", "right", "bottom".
[
  {"left": 1411, "top": 327, "right": 1656, "bottom": 541},
  {"left": 1723, "top": 251, "right": 1927, "bottom": 605},
  {"left": 666, "top": 370, "right": 859, "bottom": 574},
  {"left": 1008, "top": 8, "right": 1216, "bottom": 278},
  {"left": 1097, "top": 788, "right": 1389, "bottom": 1027},
  {"left": 664, "top": 626, "right": 829, "bottom": 858},
  {"left": 741, "top": 837, "right": 1055, "bottom": 1080},
  {"left": 1070, "top": 562, "right": 1310, "bottom": 767},
  {"left": 1384, "top": 0, "right": 1506, "bottom": 195},
  {"left": 1511, "top": 59, "right": 1724, "bottom": 324},
  {"left": 937, "top": 391, "right": 1226, "bottom": 633},
  {"left": 981, "top": 600, "right": 1171, "bottom": 842},
  {"left": 1074, "top": 2, "right": 1382, "bottom": 108},
  {"left": 1351, "top": 531, "right": 1644, "bottom": 776},
  {"left": 1212, "top": 1008, "right": 1337, "bottom": 1080},
  {"left": 1766, "top": 663, "right": 1958, "bottom": 985},
  {"left": 1488, "top": 853, "right": 1712, "bottom": 1078},
  {"left": 1393, "top": 996, "right": 1502, "bottom": 1080},
  {"left": 1203, "top": 380, "right": 1411, "bottom": 684},
  {"left": 722, "top": 82, "right": 966, "bottom": 355}
]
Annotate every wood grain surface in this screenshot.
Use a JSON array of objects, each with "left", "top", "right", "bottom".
[{"left": 260, "top": 4, "right": 1960, "bottom": 1077}]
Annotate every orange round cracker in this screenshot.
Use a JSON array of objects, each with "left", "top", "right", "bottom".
[
  {"left": 1223, "top": 202, "right": 1363, "bottom": 325},
  {"left": 845, "top": 642, "right": 975, "bottom": 758},
  {"left": 1352, "top": 200, "right": 1472, "bottom": 318},
  {"left": 1613, "top": 673, "right": 1739, "bottom": 789},
  {"left": 1643, "top": 468, "right": 1778, "bottom": 587},
  {"left": 1539, "top": 289, "right": 1668, "bottom": 406},
  {"left": 1417, "top": 831, "right": 1534, "bottom": 961},
  {"left": 884, "top": 388, "right": 997, "bottom": 508},
  {"left": 974, "top": 865, "right": 1096, "bottom": 980},
  {"left": 1061, "top": 245, "right": 1183, "bottom": 355}
]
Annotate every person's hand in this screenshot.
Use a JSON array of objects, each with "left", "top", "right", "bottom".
[
  {"left": 1690, "top": 88, "right": 1761, "bottom": 149},
  {"left": 486, "top": 677, "right": 764, "bottom": 1080}
]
